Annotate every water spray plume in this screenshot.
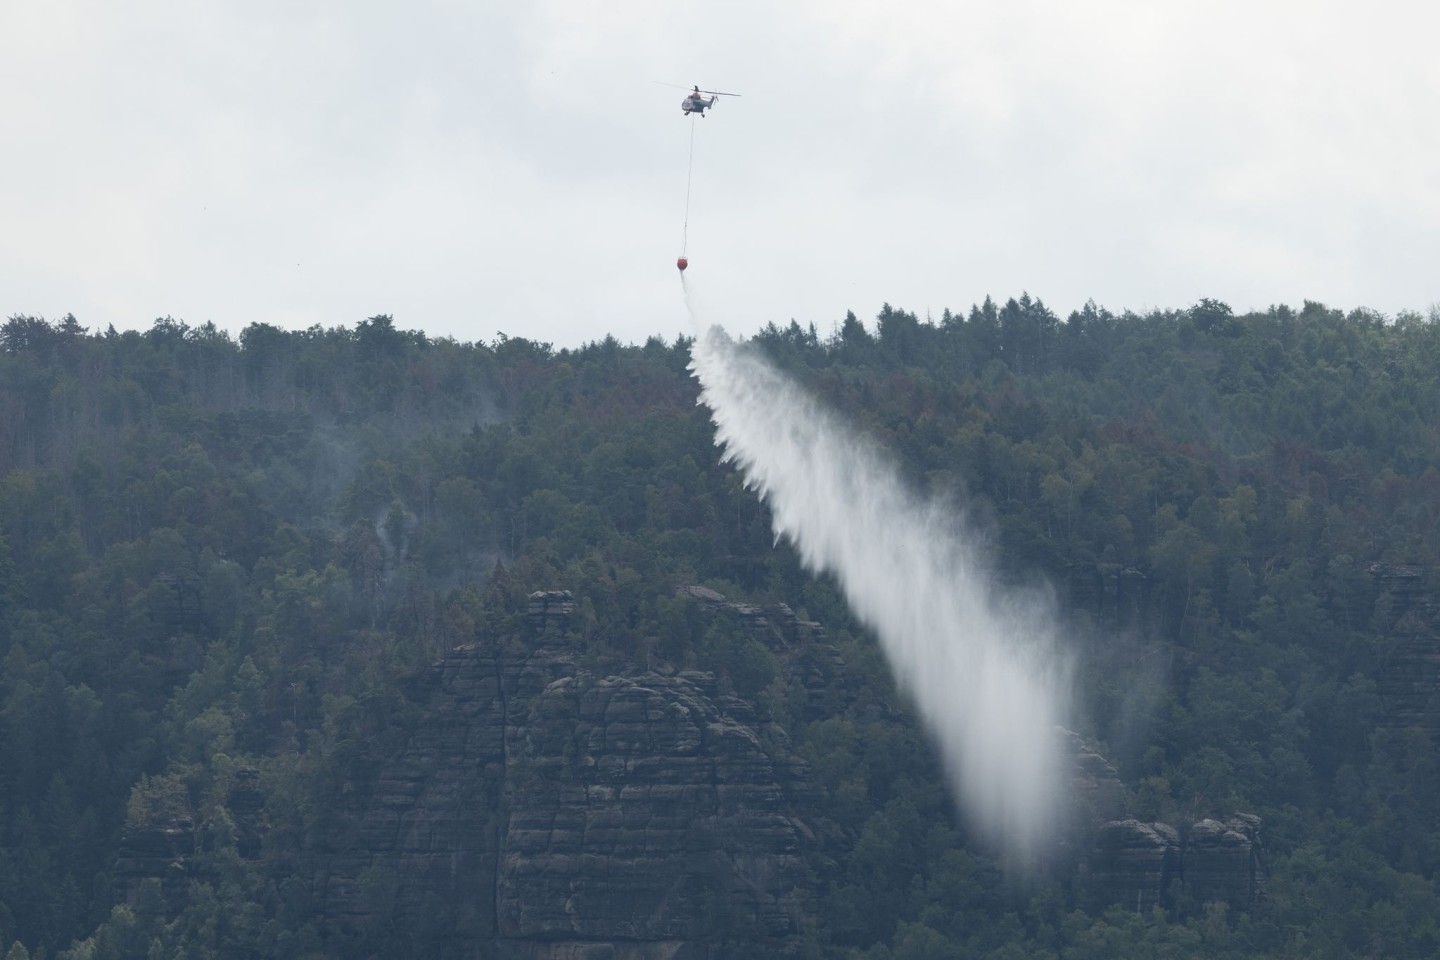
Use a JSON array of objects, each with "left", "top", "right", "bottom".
[{"left": 686, "top": 294, "right": 1070, "bottom": 861}]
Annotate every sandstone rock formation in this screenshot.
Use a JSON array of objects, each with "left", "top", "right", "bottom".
[
  {"left": 677, "top": 585, "right": 856, "bottom": 723},
  {"left": 1059, "top": 727, "right": 1127, "bottom": 826},
  {"left": 113, "top": 816, "right": 196, "bottom": 906},
  {"left": 677, "top": 586, "right": 826, "bottom": 651},
  {"left": 113, "top": 585, "right": 1274, "bottom": 950},
  {"left": 1183, "top": 814, "right": 1264, "bottom": 910},
  {"left": 1059, "top": 728, "right": 1264, "bottom": 914},
  {"left": 1086, "top": 819, "right": 1181, "bottom": 914},
  {"left": 313, "top": 590, "right": 818, "bottom": 958},
  {"left": 1083, "top": 814, "right": 1264, "bottom": 914},
  {"left": 1370, "top": 562, "right": 1440, "bottom": 730}
]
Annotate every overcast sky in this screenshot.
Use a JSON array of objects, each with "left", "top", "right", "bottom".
[{"left": 2, "top": 1, "right": 1437, "bottom": 348}]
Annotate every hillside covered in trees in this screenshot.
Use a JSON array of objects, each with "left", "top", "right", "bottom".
[{"left": 2, "top": 298, "right": 1439, "bottom": 959}]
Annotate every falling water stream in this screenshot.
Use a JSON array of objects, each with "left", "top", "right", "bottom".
[{"left": 685, "top": 281, "right": 1071, "bottom": 859}]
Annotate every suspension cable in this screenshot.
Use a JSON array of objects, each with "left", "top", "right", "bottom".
[{"left": 682, "top": 117, "right": 695, "bottom": 256}]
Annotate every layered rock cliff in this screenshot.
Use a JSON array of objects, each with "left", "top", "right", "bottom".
[
  {"left": 1059, "top": 729, "right": 1264, "bottom": 914},
  {"left": 312, "top": 590, "right": 820, "bottom": 959},
  {"left": 112, "top": 585, "right": 1274, "bottom": 951},
  {"left": 1371, "top": 562, "right": 1440, "bottom": 730},
  {"left": 1082, "top": 815, "right": 1264, "bottom": 914}
]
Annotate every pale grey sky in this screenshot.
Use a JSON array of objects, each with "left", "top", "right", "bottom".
[{"left": 2, "top": 0, "right": 1437, "bottom": 347}]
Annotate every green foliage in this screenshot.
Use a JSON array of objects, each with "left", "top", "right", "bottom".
[{"left": 2, "top": 304, "right": 1440, "bottom": 957}]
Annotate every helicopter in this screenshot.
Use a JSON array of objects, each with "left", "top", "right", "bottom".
[{"left": 659, "top": 83, "right": 741, "bottom": 117}]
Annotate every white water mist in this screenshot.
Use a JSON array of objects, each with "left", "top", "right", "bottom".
[{"left": 688, "top": 305, "right": 1070, "bottom": 860}]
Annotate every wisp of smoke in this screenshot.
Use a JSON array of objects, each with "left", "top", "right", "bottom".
[{"left": 686, "top": 285, "right": 1070, "bottom": 860}]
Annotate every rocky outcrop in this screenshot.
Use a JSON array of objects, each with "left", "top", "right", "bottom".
[
  {"left": 678, "top": 585, "right": 857, "bottom": 723},
  {"left": 1086, "top": 820, "right": 1180, "bottom": 913},
  {"left": 499, "top": 671, "right": 810, "bottom": 951},
  {"left": 678, "top": 586, "right": 826, "bottom": 651},
  {"left": 529, "top": 589, "right": 578, "bottom": 635},
  {"left": 313, "top": 596, "right": 819, "bottom": 958},
  {"left": 1059, "top": 727, "right": 1127, "bottom": 826},
  {"left": 1183, "top": 815, "right": 1264, "bottom": 910},
  {"left": 116, "top": 581, "right": 1271, "bottom": 942},
  {"left": 313, "top": 637, "right": 509, "bottom": 949},
  {"left": 114, "top": 817, "right": 196, "bottom": 905},
  {"left": 1371, "top": 563, "right": 1440, "bottom": 730},
  {"left": 115, "top": 767, "right": 266, "bottom": 907},
  {"left": 1084, "top": 815, "right": 1263, "bottom": 914},
  {"left": 1060, "top": 729, "right": 1264, "bottom": 914}
]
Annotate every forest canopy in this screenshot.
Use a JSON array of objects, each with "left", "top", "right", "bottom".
[{"left": 2, "top": 298, "right": 1440, "bottom": 959}]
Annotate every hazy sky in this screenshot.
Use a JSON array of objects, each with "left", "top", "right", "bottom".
[{"left": 2, "top": 0, "right": 1437, "bottom": 347}]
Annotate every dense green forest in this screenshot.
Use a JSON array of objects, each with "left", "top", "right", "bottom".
[{"left": 1, "top": 298, "right": 1439, "bottom": 959}]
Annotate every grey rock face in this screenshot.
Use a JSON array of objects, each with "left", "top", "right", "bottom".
[
  {"left": 315, "top": 630, "right": 815, "bottom": 958},
  {"left": 1086, "top": 819, "right": 1181, "bottom": 914},
  {"left": 1059, "top": 727, "right": 1127, "bottom": 825},
  {"left": 1062, "top": 730, "right": 1264, "bottom": 914},
  {"left": 1085, "top": 814, "right": 1264, "bottom": 914},
  {"left": 677, "top": 585, "right": 853, "bottom": 724},
  {"left": 529, "top": 589, "right": 578, "bottom": 635},
  {"left": 677, "top": 586, "right": 826, "bottom": 651},
  {"left": 1183, "top": 815, "right": 1264, "bottom": 910},
  {"left": 1370, "top": 563, "right": 1440, "bottom": 730},
  {"left": 114, "top": 817, "right": 196, "bottom": 905},
  {"left": 500, "top": 672, "right": 805, "bottom": 944},
  {"left": 314, "top": 637, "right": 511, "bottom": 947}
]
